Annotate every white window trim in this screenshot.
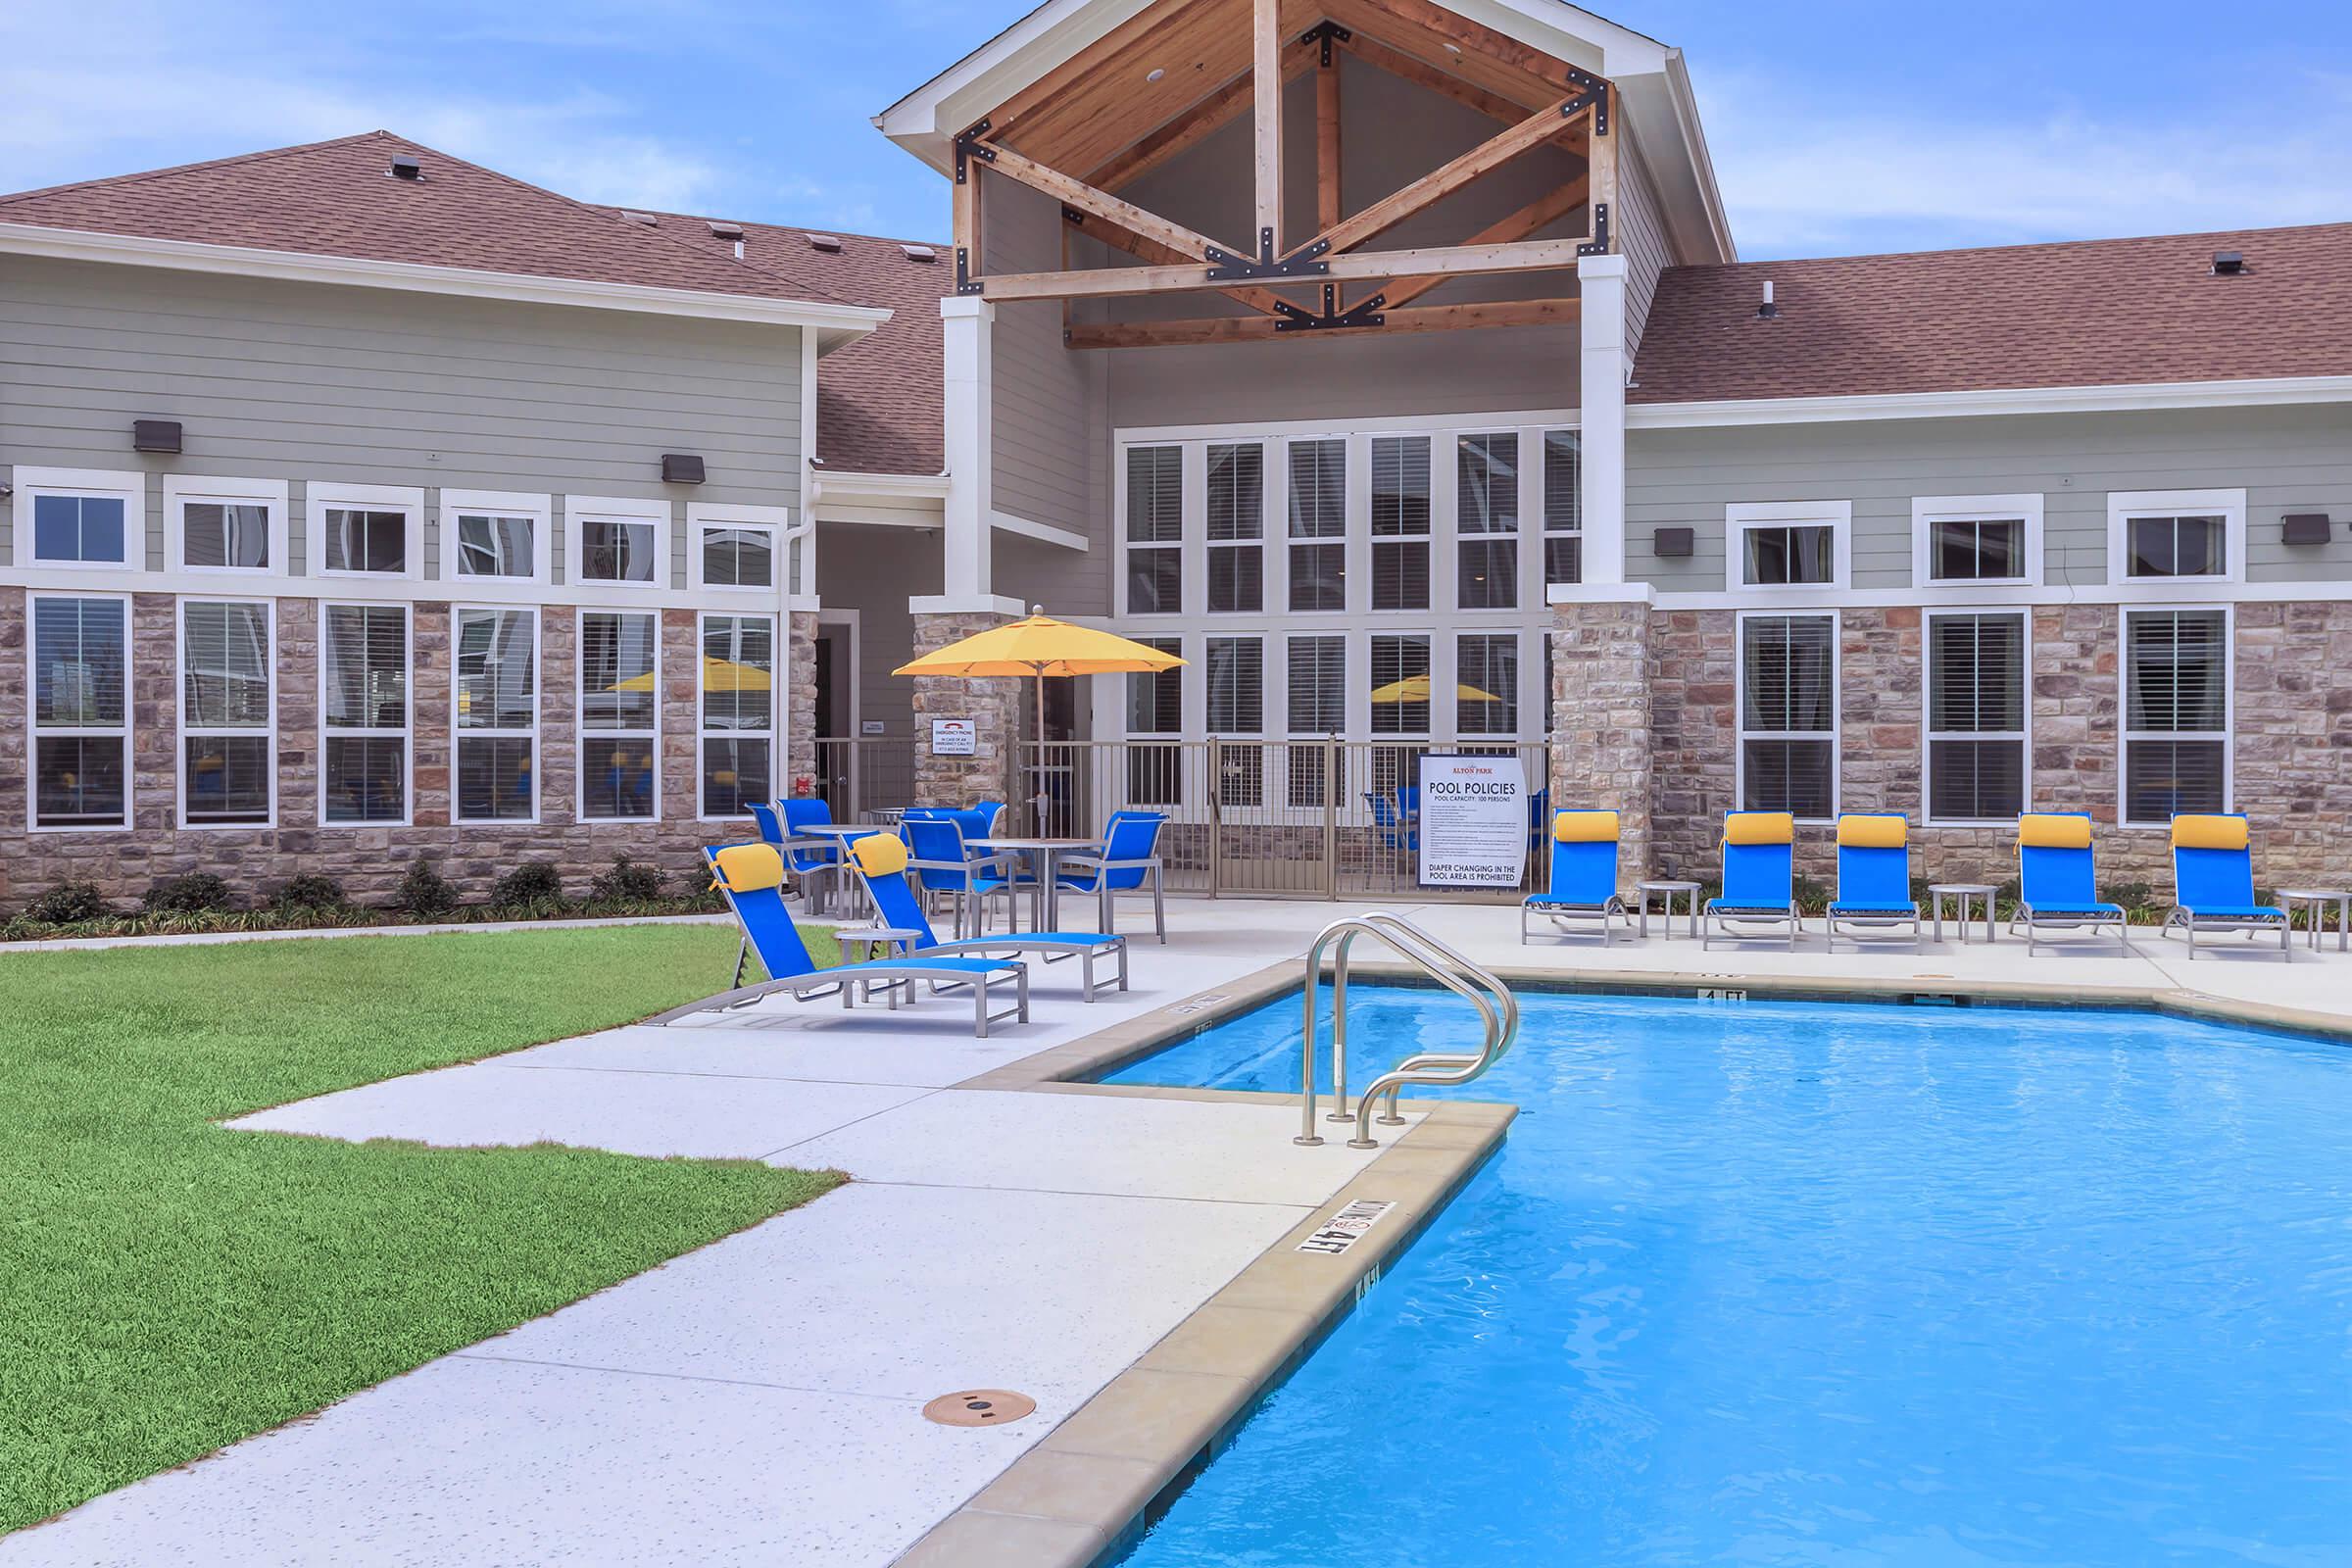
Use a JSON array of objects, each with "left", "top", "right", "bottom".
[
  {"left": 1281, "top": 434, "right": 1351, "bottom": 617},
  {"left": 1202, "top": 442, "right": 1268, "bottom": 618},
  {"left": 451, "top": 605, "right": 542, "bottom": 826},
  {"left": 318, "top": 601, "right": 414, "bottom": 828},
  {"left": 1920, "top": 607, "right": 2032, "bottom": 828},
  {"left": 12, "top": 466, "right": 143, "bottom": 571},
  {"left": 25, "top": 589, "right": 133, "bottom": 833},
  {"left": 1453, "top": 430, "right": 1526, "bottom": 614},
  {"left": 2119, "top": 602, "right": 2234, "bottom": 830},
  {"left": 697, "top": 610, "right": 776, "bottom": 822},
  {"left": 440, "top": 489, "right": 552, "bottom": 586},
  {"left": 1726, "top": 500, "right": 1853, "bottom": 595},
  {"left": 1734, "top": 608, "right": 1841, "bottom": 823},
  {"left": 175, "top": 596, "right": 276, "bottom": 830},
  {"left": 1453, "top": 629, "right": 1526, "bottom": 741},
  {"left": 1366, "top": 628, "right": 1438, "bottom": 741},
  {"left": 577, "top": 608, "right": 662, "bottom": 823},
  {"left": 2107, "top": 488, "right": 2246, "bottom": 588},
  {"left": 1115, "top": 443, "right": 1188, "bottom": 621},
  {"left": 308, "top": 481, "right": 424, "bottom": 581},
  {"left": 1912, "top": 493, "right": 2044, "bottom": 589},
  {"left": 162, "top": 475, "right": 289, "bottom": 578},
  {"left": 685, "top": 501, "right": 793, "bottom": 595},
  {"left": 566, "top": 494, "right": 671, "bottom": 590}
]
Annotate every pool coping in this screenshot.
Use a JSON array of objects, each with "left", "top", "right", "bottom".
[{"left": 892, "top": 955, "right": 2352, "bottom": 1567}]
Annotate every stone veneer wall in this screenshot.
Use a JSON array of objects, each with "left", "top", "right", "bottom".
[
  {"left": 907, "top": 611, "right": 1021, "bottom": 814},
  {"left": 1546, "top": 601, "right": 1656, "bottom": 882}
]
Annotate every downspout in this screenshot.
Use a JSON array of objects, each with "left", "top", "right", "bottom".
[{"left": 778, "top": 510, "right": 816, "bottom": 792}]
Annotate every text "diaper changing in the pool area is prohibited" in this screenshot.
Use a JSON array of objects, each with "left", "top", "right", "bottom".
[{"left": 1298, "top": 1200, "right": 1396, "bottom": 1255}]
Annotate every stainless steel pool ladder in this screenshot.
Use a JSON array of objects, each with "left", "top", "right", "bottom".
[{"left": 1296, "top": 912, "right": 1520, "bottom": 1151}]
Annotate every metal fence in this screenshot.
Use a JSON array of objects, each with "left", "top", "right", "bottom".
[
  {"left": 1017, "top": 738, "right": 1552, "bottom": 903},
  {"left": 812, "top": 737, "right": 917, "bottom": 822}
]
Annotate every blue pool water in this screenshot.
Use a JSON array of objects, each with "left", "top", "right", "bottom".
[{"left": 1103, "top": 989, "right": 2352, "bottom": 1566}]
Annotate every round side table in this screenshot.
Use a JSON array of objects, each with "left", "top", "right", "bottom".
[
  {"left": 2278, "top": 889, "right": 2350, "bottom": 954},
  {"left": 1637, "top": 880, "right": 1700, "bottom": 940},
  {"left": 1929, "top": 883, "right": 1998, "bottom": 945}
]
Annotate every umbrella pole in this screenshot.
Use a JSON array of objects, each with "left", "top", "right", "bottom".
[{"left": 1031, "top": 667, "right": 1048, "bottom": 833}]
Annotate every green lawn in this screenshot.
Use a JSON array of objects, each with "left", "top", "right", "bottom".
[{"left": 0, "top": 923, "right": 839, "bottom": 1535}]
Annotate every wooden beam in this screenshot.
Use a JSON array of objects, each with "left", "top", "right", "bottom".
[
  {"left": 1302, "top": 95, "right": 1589, "bottom": 258},
  {"left": 1089, "top": 71, "right": 1253, "bottom": 190},
  {"left": 979, "top": 141, "right": 1243, "bottom": 263},
  {"left": 986, "top": 0, "right": 1219, "bottom": 142},
  {"left": 1252, "top": 0, "right": 1284, "bottom": 255},
  {"left": 1336, "top": 29, "right": 1537, "bottom": 122},
  {"left": 1065, "top": 296, "right": 1582, "bottom": 350},
  {"left": 1060, "top": 211, "right": 1292, "bottom": 316},
  {"left": 983, "top": 232, "right": 1593, "bottom": 303},
  {"left": 1587, "top": 83, "right": 1619, "bottom": 255},
  {"left": 1339, "top": 0, "right": 1588, "bottom": 97},
  {"left": 1316, "top": 40, "right": 1343, "bottom": 231},
  {"left": 1378, "top": 174, "right": 1589, "bottom": 311}
]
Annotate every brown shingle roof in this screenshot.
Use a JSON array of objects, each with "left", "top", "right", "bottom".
[
  {"left": 0, "top": 130, "right": 854, "bottom": 308},
  {"left": 1631, "top": 221, "right": 2352, "bottom": 405}
]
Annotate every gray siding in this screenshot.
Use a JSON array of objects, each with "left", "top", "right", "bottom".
[
  {"left": 1617, "top": 132, "right": 1672, "bottom": 358},
  {"left": 1627, "top": 404, "right": 2352, "bottom": 592},
  {"left": 985, "top": 178, "right": 1102, "bottom": 540},
  {"left": 1, "top": 255, "right": 804, "bottom": 587},
  {"left": 815, "top": 520, "right": 941, "bottom": 738}
]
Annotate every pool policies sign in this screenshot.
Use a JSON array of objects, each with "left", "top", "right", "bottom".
[{"left": 1415, "top": 754, "right": 1528, "bottom": 890}]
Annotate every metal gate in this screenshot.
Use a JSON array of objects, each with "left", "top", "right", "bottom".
[
  {"left": 1019, "top": 738, "right": 1552, "bottom": 903},
  {"left": 813, "top": 737, "right": 917, "bottom": 821}
]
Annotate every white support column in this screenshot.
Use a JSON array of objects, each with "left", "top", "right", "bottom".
[
  {"left": 1576, "top": 252, "right": 1629, "bottom": 587},
  {"left": 922, "top": 294, "right": 1020, "bottom": 617}
]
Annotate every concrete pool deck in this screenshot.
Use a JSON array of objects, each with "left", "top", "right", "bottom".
[{"left": 4, "top": 897, "right": 2348, "bottom": 1566}]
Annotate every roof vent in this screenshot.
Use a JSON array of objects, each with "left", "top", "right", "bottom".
[
  {"left": 708, "top": 220, "right": 745, "bottom": 241},
  {"left": 2212, "top": 250, "right": 2248, "bottom": 276},
  {"left": 901, "top": 244, "right": 939, "bottom": 264},
  {"left": 388, "top": 155, "right": 422, "bottom": 181},
  {"left": 619, "top": 210, "right": 658, "bottom": 226},
  {"left": 1756, "top": 279, "right": 1779, "bottom": 319},
  {"left": 807, "top": 233, "right": 845, "bottom": 253}
]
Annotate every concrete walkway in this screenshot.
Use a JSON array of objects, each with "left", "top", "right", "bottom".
[{"left": 5, "top": 897, "right": 2346, "bottom": 1566}]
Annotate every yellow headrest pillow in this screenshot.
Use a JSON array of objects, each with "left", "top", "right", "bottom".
[
  {"left": 1552, "top": 809, "right": 1620, "bottom": 844},
  {"left": 2018, "top": 813, "right": 2091, "bottom": 850},
  {"left": 1837, "top": 813, "right": 1907, "bottom": 850},
  {"left": 710, "top": 843, "right": 784, "bottom": 894},
  {"left": 2172, "top": 813, "right": 2248, "bottom": 852},
  {"left": 1724, "top": 811, "right": 1794, "bottom": 847},
  {"left": 850, "top": 833, "right": 910, "bottom": 876}
]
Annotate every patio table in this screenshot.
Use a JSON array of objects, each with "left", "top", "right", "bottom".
[
  {"left": 796, "top": 823, "right": 893, "bottom": 919},
  {"left": 2278, "top": 889, "right": 2351, "bottom": 954},
  {"left": 966, "top": 837, "right": 1102, "bottom": 933}
]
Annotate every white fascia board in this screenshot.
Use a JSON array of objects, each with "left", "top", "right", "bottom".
[
  {"left": 990, "top": 509, "right": 1090, "bottom": 552},
  {"left": 874, "top": 0, "right": 1158, "bottom": 172},
  {"left": 814, "top": 469, "right": 954, "bottom": 499},
  {"left": 0, "top": 222, "right": 892, "bottom": 344},
  {"left": 1627, "top": 373, "right": 2352, "bottom": 429}
]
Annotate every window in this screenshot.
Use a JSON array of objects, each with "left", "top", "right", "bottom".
[
  {"left": 569, "top": 496, "right": 666, "bottom": 586},
  {"left": 701, "top": 613, "right": 773, "bottom": 817},
  {"left": 17, "top": 469, "right": 139, "bottom": 568},
  {"left": 1126, "top": 635, "right": 1183, "bottom": 806},
  {"left": 180, "top": 600, "right": 272, "bottom": 826},
  {"left": 1926, "top": 612, "right": 2027, "bottom": 824},
  {"left": 313, "top": 484, "right": 421, "bottom": 577},
  {"left": 2124, "top": 609, "right": 2230, "bottom": 825},
  {"left": 29, "top": 595, "right": 128, "bottom": 828},
  {"left": 320, "top": 604, "right": 409, "bottom": 824},
  {"left": 1205, "top": 444, "right": 1263, "bottom": 613},
  {"left": 1371, "top": 436, "right": 1431, "bottom": 612},
  {"left": 1731, "top": 502, "right": 1848, "bottom": 591},
  {"left": 168, "top": 477, "right": 285, "bottom": 573},
  {"left": 1740, "top": 613, "right": 1837, "bottom": 818},
  {"left": 1543, "top": 430, "right": 1581, "bottom": 587},
  {"left": 579, "top": 611, "right": 660, "bottom": 821},
  {"left": 1370, "top": 633, "right": 1432, "bottom": 735},
  {"left": 1456, "top": 432, "right": 1519, "bottom": 610},
  {"left": 1287, "top": 438, "right": 1347, "bottom": 612},
  {"left": 454, "top": 608, "right": 537, "bottom": 823},
  {"left": 443, "top": 490, "right": 548, "bottom": 583},
  {"left": 2109, "top": 490, "right": 2243, "bottom": 585},
  {"left": 1287, "top": 635, "right": 1346, "bottom": 807},
  {"left": 1125, "top": 446, "right": 1183, "bottom": 614},
  {"left": 1914, "top": 495, "right": 2041, "bottom": 587},
  {"left": 1205, "top": 636, "right": 1263, "bottom": 806},
  {"left": 1457, "top": 633, "right": 1519, "bottom": 736},
  {"left": 690, "top": 503, "right": 792, "bottom": 592}
]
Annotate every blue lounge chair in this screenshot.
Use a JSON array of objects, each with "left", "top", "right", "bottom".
[
  {"left": 1703, "top": 811, "right": 1801, "bottom": 951},
  {"left": 752, "top": 798, "right": 849, "bottom": 913},
  {"left": 847, "top": 834, "right": 1128, "bottom": 1002},
  {"left": 650, "top": 844, "right": 1027, "bottom": 1035},
  {"left": 1522, "top": 809, "right": 1628, "bottom": 945},
  {"left": 2012, "top": 812, "right": 2132, "bottom": 956},
  {"left": 902, "top": 813, "right": 1019, "bottom": 939},
  {"left": 1057, "top": 810, "right": 1168, "bottom": 942},
  {"left": 1826, "top": 813, "right": 1921, "bottom": 953},
  {"left": 2164, "top": 813, "right": 2290, "bottom": 961}
]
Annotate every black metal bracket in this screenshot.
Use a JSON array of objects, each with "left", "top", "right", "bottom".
[
  {"left": 1577, "top": 202, "right": 1612, "bottom": 258},
  {"left": 1205, "top": 234, "right": 1330, "bottom": 280},
  {"left": 1563, "top": 88, "right": 1608, "bottom": 136},
  {"left": 1273, "top": 285, "right": 1387, "bottom": 333},
  {"left": 1300, "top": 19, "right": 1351, "bottom": 66},
  {"left": 952, "top": 119, "right": 995, "bottom": 185},
  {"left": 954, "top": 246, "right": 984, "bottom": 295}
]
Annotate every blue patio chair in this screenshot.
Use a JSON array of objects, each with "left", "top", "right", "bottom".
[
  {"left": 753, "top": 798, "right": 849, "bottom": 913},
  {"left": 1525, "top": 786, "right": 1551, "bottom": 859},
  {"left": 1057, "top": 810, "right": 1168, "bottom": 942},
  {"left": 847, "top": 834, "right": 1127, "bottom": 1003},
  {"left": 2164, "top": 813, "right": 2290, "bottom": 961},
  {"left": 1521, "top": 809, "right": 1627, "bottom": 945},
  {"left": 1703, "top": 811, "right": 1801, "bottom": 951},
  {"left": 647, "top": 844, "right": 1027, "bottom": 1036},
  {"left": 902, "top": 813, "right": 1020, "bottom": 939},
  {"left": 1826, "top": 813, "right": 1922, "bottom": 953},
  {"left": 1364, "top": 791, "right": 1419, "bottom": 855},
  {"left": 2012, "top": 812, "right": 2132, "bottom": 956}
]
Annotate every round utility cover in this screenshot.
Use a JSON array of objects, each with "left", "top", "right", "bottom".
[{"left": 922, "top": 1390, "right": 1037, "bottom": 1428}]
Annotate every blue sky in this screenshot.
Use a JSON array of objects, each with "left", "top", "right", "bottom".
[{"left": 3, "top": 0, "right": 2346, "bottom": 260}]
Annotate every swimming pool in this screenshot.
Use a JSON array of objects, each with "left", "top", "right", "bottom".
[{"left": 1102, "top": 987, "right": 2352, "bottom": 1566}]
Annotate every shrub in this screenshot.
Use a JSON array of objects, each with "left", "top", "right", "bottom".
[
  {"left": 272, "top": 874, "right": 347, "bottom": 912},
  {"left": 143, "top": 873, "right": 233, "bottom": 915},
  {"left": 589, "top": 857, "right": 665, "bottom": 904},
  {"left": 490, "top": 861, "right": 565, "bottom": 907},
  {"left": 25, "top": 881, "right": 110, "bottom": 925},
  {"left": 393, "top": 858, "right": 460, "bottom": 919}
]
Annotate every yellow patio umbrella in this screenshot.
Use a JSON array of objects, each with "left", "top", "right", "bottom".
[
  {"left": 608, "top": 656, "right": 771, "bottom": 694},
  {"left": 894, "top": 606, "right": 1187, "bottom": 760},
  {"left": 1370, "top": 674, "right": 1500, "bottom": 705}
]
